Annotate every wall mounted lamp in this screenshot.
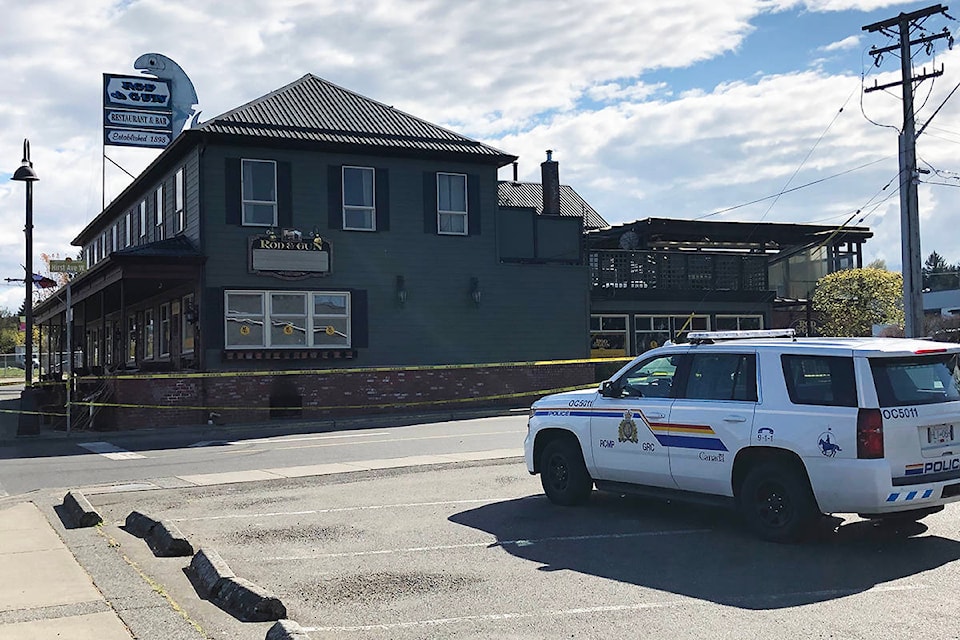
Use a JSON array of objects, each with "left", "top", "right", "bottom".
[
  {"left": 470, "top": 277, "right": 481, "bottom": 305},
  {"left": 396, "top": 275, "right": 407, "bottom": 305}
]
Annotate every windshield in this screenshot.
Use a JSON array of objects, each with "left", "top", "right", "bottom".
[{"left": 870, "top": 354, "right": 960, "bottom": 407}]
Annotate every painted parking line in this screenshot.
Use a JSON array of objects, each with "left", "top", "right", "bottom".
[
  {"left": 303, "top": 583, "right": 928, "bottom": 633},
  {"left": 259, "top": 528, "right": 712, "bottom": 561},
  {"left": 77, "top": 441, "right": 146, "bottom": 460},
  {"left": 171, "top": 497, "right": 513, "bottom": 522}
]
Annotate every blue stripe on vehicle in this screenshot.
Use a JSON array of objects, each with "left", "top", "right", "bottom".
[
  {"left": 923, "top": 489, "right": 934, "bottom": 499},
  {"left": 654, "top": 434, "right": 729, "bottom": 452},
  {"left": 906, "top": 491, "right": 918, "bottom": 501},
  {"left": 887, "top": 493, "right": 899, "bottom": 502}
]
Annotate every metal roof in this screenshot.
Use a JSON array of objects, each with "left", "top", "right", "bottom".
[
  {"left": 111, "top": 235, "right": 204, "bottom": 260},
  {"left": 198, "top": 74, "right": 516, "bottom": 164},
  {"left": 498, "top": 181, "right": 609, "bottom": 229}
]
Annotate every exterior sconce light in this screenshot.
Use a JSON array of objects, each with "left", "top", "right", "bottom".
[
  {"left": 396, "top": 275, "right": 407, "bottom": 305},
  {"left": 470, "top": 277, "right": 481, "bottom": 305}
]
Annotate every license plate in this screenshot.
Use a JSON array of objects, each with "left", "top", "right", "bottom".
[{"left": 928, "top": 424, "right": 955, "bottom": 444}]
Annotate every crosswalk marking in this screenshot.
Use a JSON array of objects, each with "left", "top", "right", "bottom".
[{"left": 78, "top": 441, "right": 146, "bottom": 460}]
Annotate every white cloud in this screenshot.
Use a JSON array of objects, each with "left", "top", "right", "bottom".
[
  {"left": 821, "top": 35, "right": 861, "bottom": 52},
  {"left": 0, "top": 0, "right": 958, "bottom": 314}
]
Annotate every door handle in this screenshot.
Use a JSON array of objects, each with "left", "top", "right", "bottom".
[
  {"left": 723, "top": 415, "right": 748, "bottom": 423},
  {"left": 645, "top": 412, "right": 665, "bottom": 420}
]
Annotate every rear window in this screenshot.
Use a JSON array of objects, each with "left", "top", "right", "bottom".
[
  {"left": 870, "top": 354, "right": 960, "bottom": 407},
  {"left": 781, "top": 355, "right": 857, "bottom": 407}
]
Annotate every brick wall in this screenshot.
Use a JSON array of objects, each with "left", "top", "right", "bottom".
[{"left": 98, "top": 361, "right": 604, "bottom": 429}]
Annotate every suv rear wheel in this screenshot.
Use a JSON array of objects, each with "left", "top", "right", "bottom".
[
  {"left": 739, "top": 461, "right": 819, "bottom": 543},
  {"left": 540, "top": 438, "right": 593, "bottom": 506}
]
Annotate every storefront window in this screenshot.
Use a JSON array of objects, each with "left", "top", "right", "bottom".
[
  {"left": 225, "top": 290, "right": 351, "bottom": 349},
  {"left": 590, "top": 315, "right": 628, "bottom": 357}
]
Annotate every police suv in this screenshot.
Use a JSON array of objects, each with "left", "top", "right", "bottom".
[{"left": 524, "top": 329, "right": 960, "bottom": 541}]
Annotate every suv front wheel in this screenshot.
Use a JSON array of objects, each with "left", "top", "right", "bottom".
[
  {"left": 540, "top": 438, "right": 593, "bottom": 506},
  {"left": 739, "top": 461, "right": 819, "bottom": 543}
]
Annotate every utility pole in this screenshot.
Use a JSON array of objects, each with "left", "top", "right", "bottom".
[{"left": 863, "top": 4, "right": 951, "bottom": 337}]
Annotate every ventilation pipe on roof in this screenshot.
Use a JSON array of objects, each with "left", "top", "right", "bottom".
[
  {"left": 512, "top": 161, "right": 519, "bottom": 183},
  {"left": 541, "top": 150, "right": 560, "bottom": 216}
]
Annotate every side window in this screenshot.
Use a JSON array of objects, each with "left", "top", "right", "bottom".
[
  {"left": 618, "top": 355, "right": 680, "bottom": 398},
  {"left": 437, "top": 172, "right": 467, "bottom": 235},
  {"left": 241, "top": 159, "right": 277, "bottom": 226},
  {"left": 684, "top": 353, "right": 757, "bottom": 402},
  {"left": 342, "top": 166, "right": 375, "bottom": 231},
  {"left": 781, "top": 355, "right": 857, "bottom": 407}
]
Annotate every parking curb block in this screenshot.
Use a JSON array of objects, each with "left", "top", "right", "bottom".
[
  {"left": 62, "top": 490, "right": 102, "bottom": 527},
  {"left": 266, "top": 619, "right": 312, "bottom": 640},
  {"left": 188, "top": 547, "right": 287, "bottom": 622},
  {"left": 124, "top": 510, "right": 194, "bottom": 557}
]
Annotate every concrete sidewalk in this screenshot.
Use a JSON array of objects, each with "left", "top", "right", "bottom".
[{"left": 0, "top": 502, "right": 133, "bottom": 640}]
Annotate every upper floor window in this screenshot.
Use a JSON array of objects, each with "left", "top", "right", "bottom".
[
  {"left": 437, "top": 173, "right": 467, "bottom": 235},
  {"left": 175, "top": 167, "right": 185, "bottom": 233},
  {"left": 124, "top": 211, "right": 131, "bottom": 247},
  {"left": 139, "top": 201, "right": 147, "bottom": 240},
  {"left": 342, "top": 166, "right": 375, "bottom": 231},
  {"left": 155, "top": 186, "right": 164, "bottom": 240},
  {"left": 242, "top": 159, "right": 277, "bottom": 226},
  {"left": 112, "top": 224, "right": 118, "bottom": 253}
]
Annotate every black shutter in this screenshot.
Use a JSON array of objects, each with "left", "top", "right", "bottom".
[
  {"left": 277, "top": 161, "right": 292, "bottom": 228},
  {"left": 423, "top": 172, "right": 437, "bottom": 234},
  {"left": 328, "top": 165, "right": 342, "bottom": 230},
  {"left": 351, "top": 289, "right": 368, "bottom": 349},
  {"left": 375, "top": 168, "right": 390, "bottom": 232},
  {"left": 225, "top": 158, "right": 241, "bottom": 225},
  {"left": 467, "top": 174, "right": 481, "bottom": 236}
]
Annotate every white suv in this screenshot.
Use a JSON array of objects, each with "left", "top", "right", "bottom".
[{"left": 524, "top": 330, "right": 960, "bottom": 541}]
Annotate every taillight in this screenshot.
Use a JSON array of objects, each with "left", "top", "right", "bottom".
[{"left": 857, "top": 408, "right": 884, "bottom": 459}]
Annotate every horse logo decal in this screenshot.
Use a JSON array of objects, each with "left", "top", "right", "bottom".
[{"left": 818, "top": 431, "right": 842, "bottom": 457}]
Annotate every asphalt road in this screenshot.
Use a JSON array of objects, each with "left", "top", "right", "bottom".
[
  {"left": 80, "top": 459, "right": 960, "bottom": 640},
  {"left": 0, "top": 411, "right": 528, "bottom": 499}
]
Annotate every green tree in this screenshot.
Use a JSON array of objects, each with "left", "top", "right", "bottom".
[
  {"left": 923, "top": 251, "right": 960, "bottom": 291},
  {"left": 812, "top": 268, "right": 904, "bottom": 337},
  {"left": 866, "top": 258, "right": 887, "bottom": 270}
]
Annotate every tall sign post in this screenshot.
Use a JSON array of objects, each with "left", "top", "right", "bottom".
[{"left": 50, "top": 258, "right": 86, "bottom": 434}]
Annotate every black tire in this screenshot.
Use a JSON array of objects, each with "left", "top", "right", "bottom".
[
  {"left": 738, "top": 461, "right": 819, "bottom": 543},
  {"left": 539, "top": 437, "right": 593, "bottom": 506}
]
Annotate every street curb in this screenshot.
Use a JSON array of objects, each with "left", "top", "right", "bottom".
[
  {"left": 123, "top": 510, "right": 194, "bottom": 557},
  {"left": 62, "top": 490, "right": 102, "bottom": 527},
  {"left": 188, "top": 547, "right": 287, "bottom": 622},
  {"left": 266, "top": 619, "right": 312, "bottom": 640}
]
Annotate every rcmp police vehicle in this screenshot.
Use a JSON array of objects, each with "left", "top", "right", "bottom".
[{"left": 524, "top": 329, "right": 960, "bottom": 541}]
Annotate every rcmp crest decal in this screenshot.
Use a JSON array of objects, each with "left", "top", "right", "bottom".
[{"left": 618, "top": 410, "right": 639, "bottom": 443}]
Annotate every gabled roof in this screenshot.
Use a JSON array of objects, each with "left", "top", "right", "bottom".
[
  {"left": 498, "top": 181, "right": 609, "bottom": 230},
  {"left": 198, "top": 74, "right": 516, "bottom": 164}
]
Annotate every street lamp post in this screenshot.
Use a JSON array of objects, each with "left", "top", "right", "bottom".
[{"left": 12, "top": 139, "right": 39, "bottom": 386}]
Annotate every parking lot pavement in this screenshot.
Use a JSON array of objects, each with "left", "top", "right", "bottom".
[{"left": 77, "top": 458, "right": 960, "bottom": 640}]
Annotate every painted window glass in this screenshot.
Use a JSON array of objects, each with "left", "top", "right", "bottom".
[
  {"left": 343, "top": 166, "right": 375, "bottom": 231},
  {"left": 437, "top": 172, "right": 467, "bottom": 235},
  {"left": 225, "top": 291, "right": 351, "bottom": 349},
  {"left": 590, "top": 315, "right": 628, "bottom": 357},
  {"left": 241, "top": 159, "right": 277, "bottom": 226}
]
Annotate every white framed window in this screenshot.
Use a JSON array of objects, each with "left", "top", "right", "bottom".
[
  {"left": 342, "top": 166, "right": 375, "bottom": 231},
  {"left": 124, "top": 211, "right": 132, "bottom": 247},
  {"left": 158, "top": 303, "right": 171, "bottom": 358},
  {"left": 127, "top": 316, "right": 137, "bottom": 362},
  {"left": 225, "top": 290, "right": 351, "bottom": 349},
  {"left": 84, "top": 246, "right": 92, "bottom": 268},
  {"left": 175, "top": 167, "right": 185, "bottom": 233},
  {"left": 590, "top": 315, "right": 628, "bottom": 357},
  {"left": 714, "top": 315, "right": 764, "bottom": 331},
  {"left": 100, "top": 233, "right": 106, "bottom": 262},
  {"left": 241, "top": 159, "right": 277, "bottom": 226},
  {"left": 181, "top": 294, "right": 195, "bottom": 354},
  {"left": 437, "top": 172, "right": 467, "bottom": 235},
  {"left": 144, "top": 308, "right": 155, "bottom": 360},
  {"left": 635, "top": 314, "right": 710, "bottom": 354},
  {"left": 112, "top": 224, "right": 118, "bottom": 253},
  {"left": 155, "top": 186, "right": 164, "bottom": 240},
  {"left": 139, "top": 201, "right": 147, "bottom": 239}
]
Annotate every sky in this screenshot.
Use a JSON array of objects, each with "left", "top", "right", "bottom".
[{"left": 2, "top": 0, "right": 960, "bottom": 314}]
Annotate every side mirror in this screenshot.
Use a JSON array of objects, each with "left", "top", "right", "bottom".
[{"left": 599, "top": 380, "right": 617, "bottom": 398}]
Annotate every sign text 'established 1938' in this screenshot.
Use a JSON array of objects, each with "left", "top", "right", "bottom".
[{"left": 103, "top": 73, "right": 174, "bottom": 148}]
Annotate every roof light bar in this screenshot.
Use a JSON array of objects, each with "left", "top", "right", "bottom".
[{"left": 687, "top": 329, "right": 796, "bottom": 341}]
